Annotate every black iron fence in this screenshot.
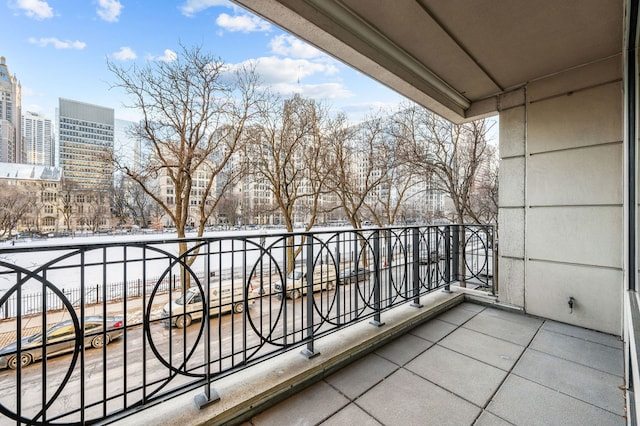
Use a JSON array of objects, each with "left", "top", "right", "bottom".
[
  {"left": 0, "top": 277, "right": 174, "bottom": 319},
  {"left": 0, "top": 224, "right": 494, "bottom": 425},
  {"left": 0, "top": 266, "right": 244, "bottom": 319}
]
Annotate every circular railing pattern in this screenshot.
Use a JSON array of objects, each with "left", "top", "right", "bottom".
[
  {"left": 382, "top": 228, "right": 411, "bottom": 305},
  {"left": 417, "top": 226, "right": 448, "bottom": 290},
  {"left": 461, "top": 225, "right": 492, "bottom": 286},
  {"left": 0, "top": 259, "right": 81, "bottom": 425},
  {"left": 0, "top": 225, "right": 493, "bottom": 424},
  {"left": 144, "top": 243, "right": 206, "bottom": 381}
]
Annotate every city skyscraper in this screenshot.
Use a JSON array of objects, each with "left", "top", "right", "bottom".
[
  {"left": 0, "top": 56, "right": 21, "bottom": 163},
  {"left": 22, "top": 111, "right": 54, "bottom": 167},
  {"left": 57, "top": 98, "right": 114, "bottom": 190}
]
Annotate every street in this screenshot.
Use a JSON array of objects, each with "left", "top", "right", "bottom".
[{"left": 0, "top": 282, "right": 379, "bottom": 425}]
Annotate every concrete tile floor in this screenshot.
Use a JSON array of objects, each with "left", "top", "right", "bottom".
[{"left": 247, "top": 302, "right": 626, "bottom": 426}]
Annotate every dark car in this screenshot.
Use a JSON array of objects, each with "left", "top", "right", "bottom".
[
  {"left": 419, "top": 250, "right": 446, "bottom": 265},
  {"left": 0, "top": 316, "right": 124, "bottom": 370},
  {"left": 339, "top": 267, "right": 370, "bottom": 284}
]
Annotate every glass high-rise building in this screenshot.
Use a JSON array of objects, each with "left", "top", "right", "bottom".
[
  {"left": 57, "top": 98, "right": 114, "bottom": 190},
  {"left": 22, "top": 111, "right": 54, "bottom": 167},
  {"left": 0, "top": 56, "right": 21, "bottom": 163}
]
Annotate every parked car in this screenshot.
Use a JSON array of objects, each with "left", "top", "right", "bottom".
[
  {"left": 419, "top": 250, "right": 446, "bottom": 265},
  {"left": 339, "top": 267, "right": 371, "bottom": 284},
  {"left": 163, "top": 284, "right": 252, "bottom": 328},
  {"left": 0, "top": 316, "right": 124, "bottom": 370},
  {"left": 273, "top": 265, "right": 336, "bottom": 299}
]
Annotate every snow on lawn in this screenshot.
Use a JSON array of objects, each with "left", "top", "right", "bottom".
[{"left": 0, "top": 227, "right": 356, "bottom": 295}]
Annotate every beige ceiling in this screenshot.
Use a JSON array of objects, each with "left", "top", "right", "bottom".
[{"left": 231, "top": 0, "right": 623, "bottom": 123}]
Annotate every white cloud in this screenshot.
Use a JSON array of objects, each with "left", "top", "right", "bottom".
[
  {"left": 113, "top": 47, "right": 136, "bottom": 60},
  {"left": 10, "top": 0, "right": 54, "bottom": 20},
  {"left": 248, "top": 56, "right": 338, "bottom": 84},
  {"left": 300, "top": 83, "right": 353, "bottom": 99},
  {"left": 28, "top": 37, "right": 86, "bottom": 50},
  {"left": 155, "top": 49, "right": 178, "bottom": 62},
  {"left": 228, "top": 57, "right": 351, "bottom": 100},
  {"left": 269, "top": 35, "right": 324, "bottom": 59},
  {"left": 96, "top": 0, "right": 123, "bottom": 23},
  {"left": 179, "top": 0, "right": 230, "bottom": 17},
  {"left": 270, "top": 82, "right": 353, "bottom": 100},
  {"left": 216, "top": 13, "right": 271, "bottom": 33}
]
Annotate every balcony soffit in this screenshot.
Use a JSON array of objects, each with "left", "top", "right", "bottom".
[{"left": 231, "top": 0, "right": 623, "bottom": 123}]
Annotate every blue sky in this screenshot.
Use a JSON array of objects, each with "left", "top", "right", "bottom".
[{"left": 2, "top": 0, "right": 407, "bottom": 124}]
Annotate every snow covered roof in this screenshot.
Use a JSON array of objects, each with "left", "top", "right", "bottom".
[{"left": 0, "top": 163, "right": 63, "bottom": 181}]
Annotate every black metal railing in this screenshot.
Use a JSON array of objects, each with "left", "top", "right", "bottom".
[
  {"left": 0, "top": 276, "right": 180, "bottom": 319},
  {"left": 0, "top": 224, "right": 494, "bottom": 425}
]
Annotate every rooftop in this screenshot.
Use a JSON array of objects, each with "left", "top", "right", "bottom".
[{"left": 0, "top": 162, "right": 62, "bottom": 181}]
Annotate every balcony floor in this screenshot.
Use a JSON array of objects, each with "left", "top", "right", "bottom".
[{"left": 247, "top": 302, "right": 626, "bottom": 426}]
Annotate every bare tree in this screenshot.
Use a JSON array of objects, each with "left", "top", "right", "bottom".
[
  {"left": 112, "top": 175, "right": 130, "bottom": 227},
  {"left": 113, "top": 174, "right": 158, "bottom": 227},
  {"left": 21, "top": 184, "right": 42, "bottom": 233},
  {"left": 129, "top": 182, "right": 155, "bottom": 227},
  {"left": 57, "top": 182, "right": 78, "bottom": 233},
  {"left": 325, "top": 114, "right": 402, "bottom": 269},
  {"left": 243, "top": 94, "right": 341, "bottom": 271},
  {"left": 328, "top": 114, "right": 391, "bottom": 230},
  {"left": 470, "top": 144, "right": 499, "bottom": 224},
  {"left": 148, "top": 201, "right": 166, "bottom": 230},
  {"left": 86, "top": 192, "right": 110, "bottom": 233},
  {"left": 391, "top": 103, "right": 496, "bottom": 287},
  {"left": 363, "top": 121, "right": 424, "bottom": 226},
  {"left": 108, "top": 45, "right": 261, "bottom": 292},
  {"left": 391, "top": 103, "right": 495, "bottom": 224},
  {"left": 216, "top": 191, "right": 242, "bottom": 226},
  {"left": 0, "top": 182, "right": 35, "bottom": 239}
]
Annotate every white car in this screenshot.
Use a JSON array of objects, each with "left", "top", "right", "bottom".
[
  {"left": 163, "top": 285, "right": 252, "bottom": 328},
  {"left": 273, "top": 266, "right": 336, "bottom": 299}
]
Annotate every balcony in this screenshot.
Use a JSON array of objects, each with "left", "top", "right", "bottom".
[
  {"left": 246, "top": 301, "right": 625, "bottom": 426},
  {"left": 0, "top": 225, "right": 626, "bottom": 425}
]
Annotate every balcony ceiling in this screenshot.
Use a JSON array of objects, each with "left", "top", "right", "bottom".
[{"left": 231, "top": 0, "right": 623, "bottom": 123}]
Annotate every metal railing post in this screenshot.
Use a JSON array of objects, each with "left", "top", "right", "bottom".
[
  {"left": 282, "top": 238, "right": 288, "bottom": 347},
  {"left": 492, "top": 227, "right": 498, "bottom": 296},
  {"left": 370, "top": 229, "right": 385, "bottom": 327},
  {"left": 301, "top": 234, "right": 319, "bottom": 358},
  {"left": 443, "top": 226, "right": 452, "bottom": 292},
  {"left": 352, "top": 230, "right": 359, "bottom": 316},
  {"left": 457, "top": 225, "right": 466, "bottom": 288},
  {"left": 411, "top": 227, "right": 422, "bottom": 307},
  {"left": 16, "top": 271, "right": 22, "bottom": 421},
  {"left": 385, "top": 229, "right": 392, "bottom": 297},
  {"left": 452, "top": 225, "right": 460, "bottom": 283},
  {"left": 195, "top": 241, "right": 220, "bottom": 408},
  {"left": 335, "top": 232, "right": 341, "bottom": 325}
]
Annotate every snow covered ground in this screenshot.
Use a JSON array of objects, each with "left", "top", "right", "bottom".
[{"left": 0, "top": 227, "right": 359, "bottom": 296}]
